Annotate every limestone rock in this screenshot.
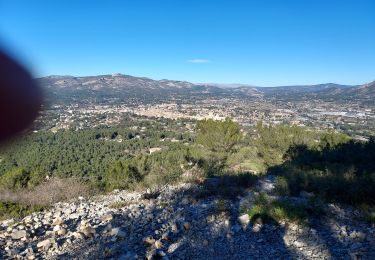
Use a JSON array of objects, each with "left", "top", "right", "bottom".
[
  {"left": 256, "top": 175, "right": 276, "bottom": 193},
  {"left": 57, "top": 228, "right": 67, "bottom": 236},
  {"left": 154, "top": 240, "right": 163, "bottom": 249},
  {"left": 110, "top": 227, "right": 126, "bottom": 238},
  {"left": 101, "top": 214, "right": 113, "bottom": 222},
  {"left": 143, "top": 236, "right": 156, "bottom": 246},
  {"left": 11, "top": 230, "right": 27, "bottom": 240},
  {"left": 238, "top": 214, "right": 250, "bottom": 226},
  {"left": 81, "top": 226, "right": 96, "bottom": 237},
  {"left": 52, "top": 217, "right": 64, "bottom": 226},
  {"left": 37, "top": 239, "right": 52, "bottom": 251}
]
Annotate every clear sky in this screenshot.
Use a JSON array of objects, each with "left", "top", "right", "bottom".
[{"left": 0, "top": 0, "right": 374, "bottom": 86}]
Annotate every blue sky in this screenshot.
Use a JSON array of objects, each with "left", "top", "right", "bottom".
[{"left": 0, "top": 0, "right": 374, "bottom": 86}]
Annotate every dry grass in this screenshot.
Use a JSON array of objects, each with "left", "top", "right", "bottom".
[
  {"left": 109, "top": 200, "right": 134, "bottom": 209},
  {"left": 0, "top": 177, "right": 89, "bottom": 206}
]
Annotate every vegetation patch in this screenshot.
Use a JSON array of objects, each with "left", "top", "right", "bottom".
[
  {"left": 0, "top": 202, "right": 46, "bottom": 220},
  {"left": 1, "top": 117, "right": 374, "bottom": 221},
  {"left": 271, "top": 138, "right": 375, "bottom": 206},
  {"left": 109, "top": 200, "right": 134, "bottom": 209},
  {"left": 246, "top": 193, "right": 309, "bottom": 225}
]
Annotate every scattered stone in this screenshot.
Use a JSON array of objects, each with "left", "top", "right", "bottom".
[
  {"left": 238, "top": 214, "right": 250, "bottom": 226},
  {"left": 52, "top": 217, "right": 64, "bottom": 226},
  {"left": 171, "top": 223, "right": 178, "bottom": 233},
  {"left": 183, "top": 222, "right": 191, "bottom": 231},
  {"left": 101, "top": 214, "right": 113, "bottom": 222},
  {"left": 293, "top": 240, "right": 304, "bottom": 248},
  {"left": 69, "top": 213, "right": 80, "bottom": 220},
  {"left": 53, "top": 225, "right": 61, "bottom": 232},
  {"left": 143, "top": 236, "right": 156, "bottom": 246},
  {"left": 167, "top": 242, "right": 181, "bottom": 253},
  {"left": 252, "top": 223, "right": 262, "bottom": 232},
  {"left": 80, "top": 226, "right": 96, "bottom": 237},
  {"left": 37, "top": 239, "right": 52, "bottom": 251},
  {"left": 256, "top": 175, "right": 276, "bottom": 193},
  {"left": 72, "top": 232, "right": 85, "bottom": 240},
  {"left": 1, "top": 179, "right": 374, "bottom": 259},
  {"left": 350, "top": 231, "right": 367, "bottom": 240},
  {"left": 154, "top": 239, "right": 163, "bottom": 249},
  {"left": 57, "top": 228, "right": 67, "bottom": 236},
  {"left": 26, "top": 255, "right": 36, "bottom": 260},
  {"left": 11, "top": 230, "right": 27, "bottom": 240},
  {"left": 110, "top": 227, "right": 126, "bottom": 238},
  {"left": 161, "top": 232, "right": 170, "bottom": 241}
]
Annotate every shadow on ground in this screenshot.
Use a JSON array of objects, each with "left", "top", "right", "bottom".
[{"left": 52, "top": 173, "right": 375, "bottom": 259}]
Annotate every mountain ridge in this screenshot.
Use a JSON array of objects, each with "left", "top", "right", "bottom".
[{"left": 36, "top": 74, "right": 375, "bottom": 105}]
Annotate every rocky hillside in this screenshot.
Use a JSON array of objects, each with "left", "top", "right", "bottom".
[
  {"left": 37, "top": 74, "right": 246, "bottom": 105},
  {"left": 1, "top": 176, "right": 374, "bottom": 259},
  {"left": 37, "top": 74, "right": 375, "bottom": 106}
]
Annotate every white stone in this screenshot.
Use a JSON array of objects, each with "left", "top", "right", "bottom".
[
  {"left": 110, "top": 227, "right": 126, "bottom": 238},
  {"left": 11, "top": 230, "right": 27, "bottom": 240},
  {"left": 238, "top": 214, "right": 250, "bottom": 226},
  {"left": 37, "top": 239, "right": 52, "bottom": 251}
]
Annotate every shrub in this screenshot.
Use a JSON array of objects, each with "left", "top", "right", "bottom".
[
  {"left": 275, "top": 176, "right": 290, "bottom": 196},
  {"left": 272, "top": 136, "right": 375, "bottom": 206},
  {"left": 0, "top": 202, "right": 45, "bottom": 220},
  {"left": 27, "top": 170, "right": 46, "bottom": 188},
  {"left": 196, "top": 118, "right": 242, "bottom": 154},
  {"left": 246, "top": 193, "right": 308, "bottom": 224},
  {"left": 254, "top": 192, "right": 269, "bottom": 206},
  {"left": 248, "top": 204, "right": 269, "bottom": 222},
  {"left": 104, "top": 160, "right": 142, "bottom": 191},
  {"left": 0, "top": 168, "right": 30, "bottom": 190},
  {"left": 270, "top": 200, "right": 308, "bottom": 223},
  {"left": 365, "top": 212, "right": 375, "bottom": 224}
]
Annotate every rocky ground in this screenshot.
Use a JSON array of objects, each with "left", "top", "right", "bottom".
[{"left": 1, "top": 176, "right": 375, "bottom": 259}]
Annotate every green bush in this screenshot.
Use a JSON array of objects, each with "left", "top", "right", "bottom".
[
  {"left": 246, "top": 193, "right": 308, "bottom": 224},
  {"left": 142, "top": 148, "right": 187, "bottom": 188},
  {"left": 270, "top": 200, "right": 308, "bottom": 223},
  {"left": 0, "top": 202, "right": 45, "bottom": 220},
  {"left": 274, "top": 164, "right": 375, "bottom": 206},
  {"left": 27, "top": 170, "right": 46, "bottom": 188},
  {"left": 0, "top": 168, "right": 30, "bottom": 190},
  {"left": 275, "top": 176, "right": 290, "bottom": 196},
  {"left": 196, "top": 118, "right": 242, "bottom": 154},
  {"left": 104, "top": 146, "right": 191, "bottom": 191},
  {"left": 104, "top": 160, "right": 142, "bottom": 191}
]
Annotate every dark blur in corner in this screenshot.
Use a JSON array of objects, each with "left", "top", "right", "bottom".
[{"left": 0, "top": 49, "right": 42, "bottom": 143}]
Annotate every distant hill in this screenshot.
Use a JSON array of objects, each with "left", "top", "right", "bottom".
[
  {"left": 37, "top": 74, "right": 237, "bottom": 105},
  {"left": 325, "top": 80, "right": 375, "bottom": 105},
  {"left": 36, "top": 74, "right": 374, "bottom": 106},
  {"left": 256, "top": 83, "right": 353, "bottom": 95},
  {"left": 264, "top": 81, "right": 375, "bottom": 105}
]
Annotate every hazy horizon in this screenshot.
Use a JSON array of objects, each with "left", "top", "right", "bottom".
[{"left": 35, "top": 72, "right": 372, "bottom": 88}]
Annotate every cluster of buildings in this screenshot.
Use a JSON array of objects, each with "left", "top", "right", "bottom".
[{"left": 33, "top": 96, "right": 375, "bottom": 139}]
